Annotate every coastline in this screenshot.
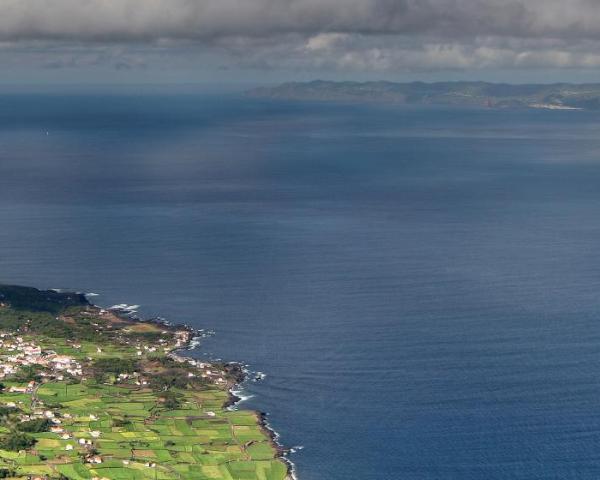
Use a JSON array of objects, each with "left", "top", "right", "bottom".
[
  {"left": 224, "top": 367, "right": 298, "bottom": 480},
  {"left": 94, "top": 295, "right": 298, "bottom": 480}
]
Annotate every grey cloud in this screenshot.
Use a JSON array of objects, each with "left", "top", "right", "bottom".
[
  {"left": 218, "top": 34, "right": 600, "bottom": 72},
  {"left": 0, "top": 0, "right": 598, "bottom": 42},
  {"left": 3, "top": 0, "right": 600, "bottom": 74}
]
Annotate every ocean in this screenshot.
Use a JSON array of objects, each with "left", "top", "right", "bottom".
[{"left": 2, "top": 92, "right": 600, "bottom": 479}]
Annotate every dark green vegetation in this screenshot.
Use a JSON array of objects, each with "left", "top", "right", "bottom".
[
  {"left": 18, "top": 419, "right": 52, "bottom": 433},
  {"left": 0, "top": 285, "right": 287, "bottom": 480},
  {"left": 249, "top": 80, "right": 600, "bottom": 110},
  {"left": 0, "top": 285, "right": 88, "bottom": 314},
  {"left": 0, "top": 433, "right": 35, "bottom": 452},
  {"left": 92, "top": 358, "right": 138, "bottom": 375}
]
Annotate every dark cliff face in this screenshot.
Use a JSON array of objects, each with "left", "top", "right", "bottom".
[
  {"left": 248, "top": 81, "right": 600, "bottom": 110},
  {"left": 0, "top": 284, "right": 89, "bottom": 313}
]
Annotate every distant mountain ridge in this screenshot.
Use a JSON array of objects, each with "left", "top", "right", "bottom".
[{"left": 248, "top": 81, "right": 600, "bottom": 110}]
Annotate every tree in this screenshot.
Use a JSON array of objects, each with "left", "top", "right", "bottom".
[
  {"left": 0, "top": 432, "right": 36, "bottom": 451},
  {"left": 18, "top": 418, "right": 52, "bottom": 433},
  {"left": 158, "top": 391, "right": 182, "bottom": 410}
]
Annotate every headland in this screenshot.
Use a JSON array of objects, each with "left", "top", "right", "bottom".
[{"left": 0, "top": 283, "right": 290, "bottom": 480}]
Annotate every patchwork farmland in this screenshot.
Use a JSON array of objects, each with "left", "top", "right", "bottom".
[{"left": 0, "top": 284, "right": 288, "bottom": 480}]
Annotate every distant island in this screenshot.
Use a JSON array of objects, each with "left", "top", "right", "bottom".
[
  {"left": 248, "top": 81, "right": 600, "bottom": 110},
  {"left": 0, "top": 284, "right": 289, "bottom": 480}
]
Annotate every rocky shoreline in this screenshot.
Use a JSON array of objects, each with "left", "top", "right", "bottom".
[{"left": 99, "top": 296, "right": 297, "bottom": 480}]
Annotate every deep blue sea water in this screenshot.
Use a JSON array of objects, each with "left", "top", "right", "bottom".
[{"left": 2, "top": 93, "right": 600, "bottom": 479}]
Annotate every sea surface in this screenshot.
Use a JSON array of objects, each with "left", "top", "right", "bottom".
[{"left": 2, "top": 92, "right": 600, "bottom": 479}]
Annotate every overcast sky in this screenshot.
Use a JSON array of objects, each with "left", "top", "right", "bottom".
[{"left": 2, "top": 0, "right": 600, "bottom": 86}]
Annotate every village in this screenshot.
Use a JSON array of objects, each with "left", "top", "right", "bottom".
[{"left": 0, "top": 333, "right": 83, "bottom": 384}]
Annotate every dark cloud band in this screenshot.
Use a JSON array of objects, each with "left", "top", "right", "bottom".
[
  {"left": 2, "top": 0, "right": 600, "bottom": 73},
  {"left": 0, "top": 0, "right": 598, "bottom": 42}
]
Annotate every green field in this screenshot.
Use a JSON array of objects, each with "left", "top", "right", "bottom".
[{"left": 0, "top": 285, "right": 288, "bottom": 480}]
